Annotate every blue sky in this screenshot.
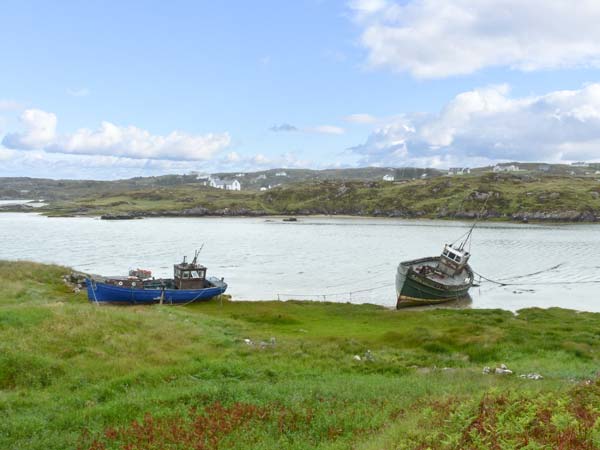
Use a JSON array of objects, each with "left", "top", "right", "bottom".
[{"left": 2, "top": 0, "right": 600, "bottom": 179}]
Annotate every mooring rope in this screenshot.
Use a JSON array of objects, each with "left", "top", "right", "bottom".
[
  {"left": 473, "top": 268, "right": 600, "bottom": 287},
  {"left": 277, "top": 282, "right": 395, "bottom": 301}
]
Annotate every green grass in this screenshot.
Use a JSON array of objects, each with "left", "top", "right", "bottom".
[
  {"left": 3, "top": 261, "right": 600, "bottom": 449},
  {"left": 38, "top": 172, "right": 600, "bottom": 221}
]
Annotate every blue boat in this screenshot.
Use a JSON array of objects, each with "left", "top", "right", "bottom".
[{"left": 86, "top": 252, "right": 227, "bottom": 305}]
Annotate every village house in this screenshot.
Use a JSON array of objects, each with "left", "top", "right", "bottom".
[
  {"left": 493, "top": 164, "right": 519, "bottom": 173},
  {"left": 275, "top": 171, "right": 287, "bottom": 177},
  {"left": 448, "top": 167, "right": 471, "bottom": 176},
  {"left": 382, "top": 174, "right": 395, "bottom": 181},
  {"left": 209, "top": 177, "right": 241, "bottom": 191}
]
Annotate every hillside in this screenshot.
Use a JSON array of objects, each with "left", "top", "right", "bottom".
[
  {"left": 209, "top": 167, "right": 444, "bottom": 190},
  {"left": 0, "top": 167, "right": 444, "bottom": 200},
  {"left": 3, "top": 260, "right": 600, "bottom": 449},
  {"left": 25, "top": 171, "right": 600, "bottom": 222}
]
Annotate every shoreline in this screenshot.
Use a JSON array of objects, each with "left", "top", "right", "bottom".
[{"left": 4, "top": 208, "right": 600, "bottom": 224}]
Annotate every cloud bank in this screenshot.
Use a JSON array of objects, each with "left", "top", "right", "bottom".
[
  {"left": 351, "top": 83, "right": 600, "bottom": 167},
  {"left": 2, "top": 109, "right": 231, "bottom": 161},
  {"left": 350, "top": 0, "right": 600, "bottom": 78}
]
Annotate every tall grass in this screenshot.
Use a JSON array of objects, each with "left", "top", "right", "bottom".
[{"left": 2, "top": 261, "right": 600, "bottom": 448}]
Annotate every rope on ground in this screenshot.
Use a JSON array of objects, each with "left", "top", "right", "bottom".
[{"left": 277, "top": 282, "right": 396, "bottom": 301}]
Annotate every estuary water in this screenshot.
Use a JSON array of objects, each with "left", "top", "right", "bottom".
[{"left": 1, "top": 212, "right": 600, "bottom": 312}]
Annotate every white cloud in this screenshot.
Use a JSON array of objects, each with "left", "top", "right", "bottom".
[
  {"left": 66, "top": 87, "right": 91, "bottom": 97},
  {"left": 309, "top": 125, "right": 345, "bottom": 135},
  {"left": 350, "top": 0, "right": 600, "bottom": 78},
  {"left": 351, "top": 83, "right": 600, "bottom": 167},
  {"left": 2, "top": 109, "right": 231, "bottom": 161},
  {"left": 344, "top": 113, "right": 377, "bottom": 124},
  {"left": 3, "top": 109, "right": 58, "bottom": 150}
]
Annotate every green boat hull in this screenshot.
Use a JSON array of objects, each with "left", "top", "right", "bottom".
[{"left": 396, "top": 256, "right": 473, "bottom": 308}]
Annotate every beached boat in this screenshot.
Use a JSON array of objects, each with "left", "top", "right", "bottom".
[
  {"left": 396, "top": 228, "right": 474, "bottom": 308},
  {"left": 86, "top": 252, "right": 227, "bottom": 305}
]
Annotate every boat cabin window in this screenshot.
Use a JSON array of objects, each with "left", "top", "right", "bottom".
[
  {"left": 444, "top": 250, "right": 461, "bottom": 262},
  {"left": 191, "top": 270, "right": 200, "bottom": 279},
  {"left": 182, "top": 271, "right": 190, "bottom": 279}
]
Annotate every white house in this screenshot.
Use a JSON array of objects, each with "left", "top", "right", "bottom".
[
  {"left": 493, "top": 165, "right": 519, "bottom": 173},
  {"left": 382, "top": 174, "right": 395, "bottom": 181},
  {"left": 256, "top": 174, "right": 267, "bottom": 180},
  {"left": 209, "top": 178, "right": 241, "bottom": 191},
  {"left": 448, "top": 167, "right": 471, "bottom": 176},
  {"left": 571, "top": 162, "right": 589, "bottom": 167},
  {"left": 275, "top": 171, "right": 288, "bottom": 177}
]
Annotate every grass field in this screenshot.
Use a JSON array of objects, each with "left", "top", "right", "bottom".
[
  {"left": 36, "top": 172, "right": 600, "bottom": 221},
  {"left": 3, "top": 261, "right": 600, "bottom": 449}
]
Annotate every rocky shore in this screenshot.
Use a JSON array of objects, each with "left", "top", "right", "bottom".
[{"left": 98, "top": 207, "right": 600, "bottom": 222}]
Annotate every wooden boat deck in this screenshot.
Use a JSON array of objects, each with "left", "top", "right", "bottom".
[{"left": 405, "top": 258, "right": 471, "bottom": 287}]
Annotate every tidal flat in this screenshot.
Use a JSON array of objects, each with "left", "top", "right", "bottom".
[{"left": 2, "top": 260, "right": 600, "bottom": 449}]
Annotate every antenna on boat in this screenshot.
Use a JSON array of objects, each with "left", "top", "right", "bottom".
[
  {"left": 192, "top": 244, "right": 204, "bottom": 265},
  {"left": 453, "top": 197, "right": 489, "bottom": 252}
]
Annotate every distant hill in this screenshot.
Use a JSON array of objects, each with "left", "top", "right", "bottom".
[
  {"left": 208, "top": 167, "right": 445, "bottom": 190},
  {"left": 0, "top": 167, "right": 442, "bottom": 199},
  {"left": 9, "top": 170, "right": 600, "bottom": 222}
]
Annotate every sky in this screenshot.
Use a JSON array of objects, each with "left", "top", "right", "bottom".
[{"left": 2, "top": 0, "right": 600, "bottom": 179}]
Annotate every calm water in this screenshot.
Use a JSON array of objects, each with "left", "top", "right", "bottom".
[{"left": 1, "top": 213, "right": 600, "bottom": 311}]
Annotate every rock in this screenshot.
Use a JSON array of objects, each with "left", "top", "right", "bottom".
[
  {"left": 364, "top": 350, "right": 374, "bottom": 361},
  {"left": 101, "top": 213, "right": 141, "bottom": 220},
  {"left": 495, "top": 367, "right": 513, "bottom": 375},
  {"left": 519, "top": 373, "right": 543, "bottom": 380},
  {"left": 181, "top": 206, "right": 209, "bottom": 216},
  {"left": 471, "top": 191, "right": 491, "bottom": 201},
  {"left": 243, "top": 338, "right": 253, "bottom": 345},
  {"left": 269, "top": 337, "right": 276, "bottom": 345},
  {"left": 482, "top": 366, "right": 492, "bottom": 374},
  {"left": 353, "top": 355, "right": 362, "bottom": 361},
  {"left": 591, "top": 191, "right": 600, "bottom": 199},
  {"left": 500, "top": 363, "right": 508, "bottom": 370}
]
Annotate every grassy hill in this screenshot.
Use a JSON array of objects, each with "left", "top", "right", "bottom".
[
  {"left": 29, "top": 171, "right": 600, "bottom": 221},
  {"left": 0, "top": 168, "right": 444, "bottom": 200},
  {"left": 3, "top": 260, "right": 600, "bottom": 449},
  {"left": 210, "top": 167, "right": 444, "bottom": 190}
]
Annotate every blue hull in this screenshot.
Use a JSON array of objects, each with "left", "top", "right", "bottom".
[{"left": 86, "top": 277, "right": 227, "bottom": 305}]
